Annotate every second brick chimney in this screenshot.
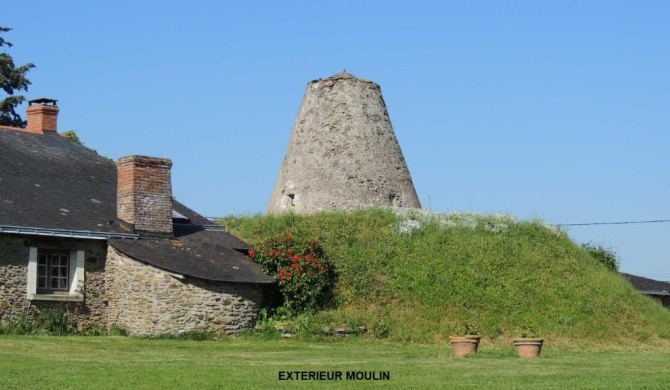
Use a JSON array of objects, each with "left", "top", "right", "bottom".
[
  {"left": 26, "top": 98, "right": 59, "bottom": 134},
  {"left": 117, "top": 155, "right": 174, "bottom": 236}
]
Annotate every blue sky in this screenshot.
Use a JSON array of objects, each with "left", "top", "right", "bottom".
[{"left": 4, "top": 1, "right": 669, "bottom": 279}]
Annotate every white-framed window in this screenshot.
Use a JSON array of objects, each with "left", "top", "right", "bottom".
[
  {"left": 37, "top": 250, "right": 69, "bottom": 292},
  {"left": 27, "top": 247, "right": 84, "bottom": 301}
]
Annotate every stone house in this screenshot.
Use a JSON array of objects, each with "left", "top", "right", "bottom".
[
  {"left": 622, "top": 273, "right": 670, "bottom": 309},
  {"left": 0, "top": 99, "right": 274, "bottom": 335}
]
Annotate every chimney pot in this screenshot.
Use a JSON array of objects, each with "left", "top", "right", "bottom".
[{"left": 26, "top": 98, "right": 59, "bottom": 134}]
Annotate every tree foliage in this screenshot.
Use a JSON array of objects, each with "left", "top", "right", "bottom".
[
  {"left": 0, "top": 26, "right": 35, "bottom": 128},
  {"left": 62, "top": 130, "right": 83, "bottom": 145}
]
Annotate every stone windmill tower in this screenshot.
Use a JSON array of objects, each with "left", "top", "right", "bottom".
[{"left": 268, "top": 71, "right": 421, "bottom": 214}]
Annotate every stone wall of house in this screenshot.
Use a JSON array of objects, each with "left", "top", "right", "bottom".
[
  {"left": 0, "top": 234, "right": 108, "bottom": 328},
  {"left": 0, "top": 235, "right": 30, "bottom": 322},
  {"left": 105, "top": 246, "right": 263, "bottom": 335},
  {"left": 73, "top": 239, "right": 109, "bottom": 328}
]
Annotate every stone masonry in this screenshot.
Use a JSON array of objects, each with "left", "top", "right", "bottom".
[
  {"left": 0, "top": 235, "right": 108, "bottom": 328},
  {"left": 268, "top": 71, "right": 421, "bottom": 214},
  {"left": 1, "top": 236, "right": 264, "bottom": 334},
  {"left": 105, "top": 246, "right": 263, "bottom": 335},
  {"left": 0, "top": 236, "right": 29, "bottom": 322}
]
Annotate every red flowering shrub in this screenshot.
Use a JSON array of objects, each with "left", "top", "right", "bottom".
[{"left": 249, "top": 235, "right": 335, "bottom": 313}]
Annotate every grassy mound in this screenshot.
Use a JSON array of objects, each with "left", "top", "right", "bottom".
[{"left": 223, "top": 209, "right": 670, "bottom": 346}]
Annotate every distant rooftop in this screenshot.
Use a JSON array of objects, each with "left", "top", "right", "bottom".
[{"left": 622, "top": 273, "right": 670, "bottom": 296}]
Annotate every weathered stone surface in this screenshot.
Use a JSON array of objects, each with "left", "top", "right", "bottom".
[
  {"left": 0, "top": 235, "right": 108, "bottom": 328},
  {"left": 105, "top": 246, "right": 263, "bottom": 335},
  {"left": 1, "top": 236, "right": 263, "bottom": 335},
  {"left": 0, "top": 236, "right": 29, "bottom": 322},
  {"left": 268, "top": 71, "right": 421, "bottom": 214}
]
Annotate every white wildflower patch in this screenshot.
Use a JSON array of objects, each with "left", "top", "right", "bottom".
[
  {"left": 397, "top": 218, "right": 424, "bottom": 235},
  {"left": 390, "top": 208, "right": 517, "bottom": 235}
]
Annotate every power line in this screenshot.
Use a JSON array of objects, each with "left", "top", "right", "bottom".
[
  {"left": 554, "top": 219, "right": 670, "bottom": 227},
  {"left": 207, "top": 216, "right": 670, "bottom": 227}
]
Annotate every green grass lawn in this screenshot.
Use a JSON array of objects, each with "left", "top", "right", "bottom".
[{"left": 1, "top": 336, "right": 669, "bottom": 389}]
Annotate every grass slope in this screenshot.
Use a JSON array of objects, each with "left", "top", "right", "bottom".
[{"left": 223, "top": 209, "right": 670, "bottom": 346}]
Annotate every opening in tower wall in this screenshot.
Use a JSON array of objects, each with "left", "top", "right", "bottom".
[{"left": 280, "top": 193, "right": 297, "bottom": 208}]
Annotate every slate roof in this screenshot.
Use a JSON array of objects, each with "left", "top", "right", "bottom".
[
  {"left": 0, "top": 126, "right": 273, "bottom": 284},
  {"left": 108, "top": 230, "right": 274, "bottom": 283},
  {"left": 622, "top": 273, "right": 670, "bottom": 296},
  {"left": 0, "top": 129, "right": 120, "bottom": 232}
]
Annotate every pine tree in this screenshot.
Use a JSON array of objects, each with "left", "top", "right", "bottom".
[{"left": 0, "top": 26, "right": 35, "bottom": 128}]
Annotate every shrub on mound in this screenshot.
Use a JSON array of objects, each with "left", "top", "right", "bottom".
[{"left": 249, "top": 236, "right": 336, "bottom": 313}]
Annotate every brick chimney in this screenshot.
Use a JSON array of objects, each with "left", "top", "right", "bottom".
[
  {"left": 26, "top": 98, "right": 59, "bottom": 134},
  {"left": 117, "top": 155, "right": 174, "bottom": 236}
]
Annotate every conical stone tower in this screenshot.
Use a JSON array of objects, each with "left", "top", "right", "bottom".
[{"left": 268, "top": 71, "right": 421, "bottom": 214}]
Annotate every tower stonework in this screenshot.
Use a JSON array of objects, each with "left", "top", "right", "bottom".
[{"left": 268, "top": 71, "right": 421, "bottom": 214}]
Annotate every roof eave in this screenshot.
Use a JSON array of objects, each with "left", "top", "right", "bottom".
[
  {"left": 107, "top": 239, "right": 275, "bottom": 284},
  {"left": 0, "top": 224, "right": 139, "bottom": 240},
  {"left": 640, "top": 290, "right": 670, "bottom": 297}
]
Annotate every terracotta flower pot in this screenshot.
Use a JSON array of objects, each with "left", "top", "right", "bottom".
[
  {"left": 513, "top": 338, "right": 544, "bottom": 358},
  {"left": 449, "top": 335, "right": 481, "bottom": 357}
]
